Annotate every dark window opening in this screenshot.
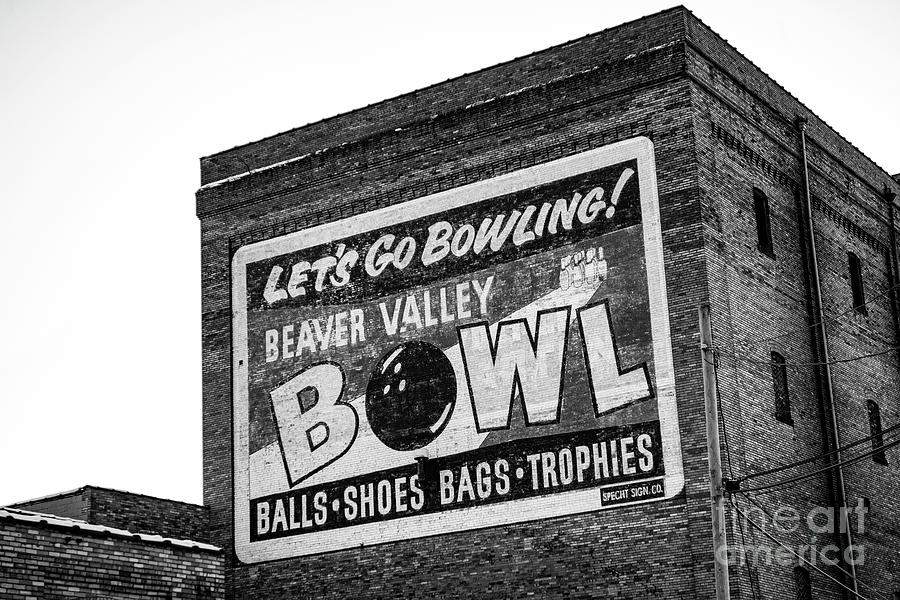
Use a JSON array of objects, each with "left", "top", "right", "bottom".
[
  {"left": 867, "top": 400, "right": 887, "bottom": 465},
  {"left": 848, "top": 251, "right": 866, "bottom": 313},
  {"left": 753, "top": 187, "right": 775, "bottom": 257},
  {"left": 771, "top": 351, "right": 792, "bottom": 424},
  {"left": 794, "top": 566, "right": 812, "bottom": 600}
]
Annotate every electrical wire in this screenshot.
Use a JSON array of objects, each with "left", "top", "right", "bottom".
[
  {"left": 735, "top": 421, "right": 900, "bottom": 483},
  {"left": 730, "top": 496, "right": 885, "bottom": 600},
  {"left": 737, "top": 492, "right": 888, "bottom": 599},
  {"left": 709, "top": 345, "right": 900, "bottom": 369},
  {"left": 712, "top": 350, "right": 889, "bottom": 595},
  {"left": 749, "top": 281, "right": 900, "bottom": 346},
  {"left": 737, "top": 436, "right": 900, "bottom": 494},
  {"left": 713, "top": 357, "right": 736, "bottom": 483},
  {"left": 711, "top": 343, "right": 878, "bottom": 598},
  {"left": 713, "top": 357, "right": 761, "bottom": 600},
  {"left": 702, "top": 277, "right": 899, "bottom": 598},
  {"left": 735, "top": 493, "right": 862, "bottom": 596}
]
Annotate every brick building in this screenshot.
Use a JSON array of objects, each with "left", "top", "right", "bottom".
[
  {"left": 1, "top": 487, "right": 224, "bottom": 598},
  {"left": 195, "top": 6, "right": 899, "bottom": 599}
]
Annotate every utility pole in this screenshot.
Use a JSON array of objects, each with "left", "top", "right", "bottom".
[{"left": 699, "top": 302, "right": 730, "bottom": 600}]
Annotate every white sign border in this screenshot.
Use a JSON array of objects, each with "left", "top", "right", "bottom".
[{"left": 231, "top": 136, "right": 684, "bottom": 563}]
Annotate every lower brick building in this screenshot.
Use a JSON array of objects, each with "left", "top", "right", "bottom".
[
  {"left": 195, "top": 6, "right": 899, "bottom": 599},
  {"left": 0, "top": 488, "right": 224, "bottom": 599}
]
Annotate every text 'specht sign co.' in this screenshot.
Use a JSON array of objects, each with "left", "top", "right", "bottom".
[{"left": 232, "top": 137, "right": 683, "bottom": 562}]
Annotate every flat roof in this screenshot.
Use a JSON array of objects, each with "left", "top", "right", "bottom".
[
  {"left": 9, "top": 484, "right": 205, "bottom": 510},
  {"left": 0, "top": 506, "right": 220, "bottom": 553},
  {"left": 197, "top": 5, "right": 897, "bottom": 199}
]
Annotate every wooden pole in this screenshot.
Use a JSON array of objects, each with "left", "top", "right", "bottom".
[{"left": 699, "top": 302, "right": 730, "bottom": 600}]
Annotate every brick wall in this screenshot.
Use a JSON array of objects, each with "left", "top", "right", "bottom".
[
  {"left": 196, "top": 6, "right": 899, "bottom": 599},
  {"left": 12, "top": 489, "right": 89, "bottom": 522},
  {"left": 685, "top": 11, "right": 900, "bottom": 600},
  {"left": 198, "top": 7, "right": 689, "bottom": 188},
  {"left": 13, "top": 486, "right": 211, "bottom": 543},
  {"left": 87, "top": 487, "right": 211, "bottom": 543},
  {"left": 0, "top": 518, "right": 223, "bottom": 599},
  {"left": 200, "top": 59, "right": 712, "bottom": 600}
]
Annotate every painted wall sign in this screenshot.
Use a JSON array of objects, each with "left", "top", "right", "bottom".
[{"left": 231, "top": 137, "right": 683, "bottom": 562}]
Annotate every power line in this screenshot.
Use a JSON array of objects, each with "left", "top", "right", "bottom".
[
  {"left": 731, "top": 494, "right": 887, "bottom": 600},
  {"left": 735, "top": 421, "right": 900, "bottom": 484},
  {"left": 737, "top": 493, "right": 888, "bottom": 599},
  {"left": 713, "top": 358, "right": 761, "bottom": 600},
  {"left": 735, "top": 493, "right": 879, "bottom": 598},
  {"left": 749, "top": 281, "right": 900, "bottom": 346},
  {"left": 731, "top": 498, "right": 873, "bottom": 600},
  {"left": 713, "top": 359, "right": 736, "bottom": 482},
  {"left": 709, "top": 345, "right": 900, "bottom": 369},
  {"left": 736, "top": 436, "right": 900, "bottom": 494}
]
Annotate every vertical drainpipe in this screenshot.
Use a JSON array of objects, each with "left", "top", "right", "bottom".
[
  {"left": 795, "top": 116, "right": 860, "bottom": 599},
  {"left": 884, "top": 187, "right": 900, "bottom": 367}
]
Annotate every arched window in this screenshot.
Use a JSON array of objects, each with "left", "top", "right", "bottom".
[
  {"left": 753, "top": 187, "right": 774, "bottom": 257},
  {"left": 847, "top": 251, "right": 866, "bottom": 313},
  {"left": 867, "top": 400, "right": 887, "bottom": 465},
  {"left": 771, "top": 351, "right": 792, "bottom": 424}
]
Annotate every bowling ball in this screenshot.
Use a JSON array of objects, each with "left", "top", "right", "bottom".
[{"left": 366, "top": 341, "right": 456, "bottom": 451}]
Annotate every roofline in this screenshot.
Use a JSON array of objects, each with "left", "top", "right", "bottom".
[
  {"left": 681, "top": 8, "right": 899, "bottom": 189},
  {"left": 0, "top": 507, "right": 221, "bottom": 553},
  {"left": 82, "top": 485, "right": 208, "bottom": 509},
  {"left": 8, "top": 486, "right": 86, "bottom": 507},
  {"left": 199, "top": 4, "right": 687, "bottom": 161},
  {"left": 197, "top": 40, "right": 682, "bottom": 193},
  {"left": 8, "top": 485, "right": 206, "bottom": 510},
  {"left": 200, "top": 4, "right": 897, "bottom": 193}
]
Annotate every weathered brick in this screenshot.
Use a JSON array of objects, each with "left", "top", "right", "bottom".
[
  {"left": 196, "top": 6, "right": 900, "bottom": 599},
  {"left": 0, "top": 512, "right": 223, "bottom": 599}
]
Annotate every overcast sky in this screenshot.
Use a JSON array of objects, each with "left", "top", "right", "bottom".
[{"left": 1, "top": 0, "right": 897, "bottom": 506}]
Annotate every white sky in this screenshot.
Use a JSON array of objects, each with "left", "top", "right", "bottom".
[{"left": 1, "top": 0, "right": 897, "bottom": 506}]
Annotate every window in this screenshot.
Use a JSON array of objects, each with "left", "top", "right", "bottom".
[
  {"left": 753, "top": 187, "right": 774, "bottom": 257},
  {"left": 867, "top": 400, "right": 887, "bottom": 465},
  {"left": 848, "top": 252, "right": 866, "bottom": 313},
  {"left": 771, "top": 351, "right": 792, "bottom": 424},
  {"left": 794, "top": 566, "right": 812, "bottom": 600}
]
